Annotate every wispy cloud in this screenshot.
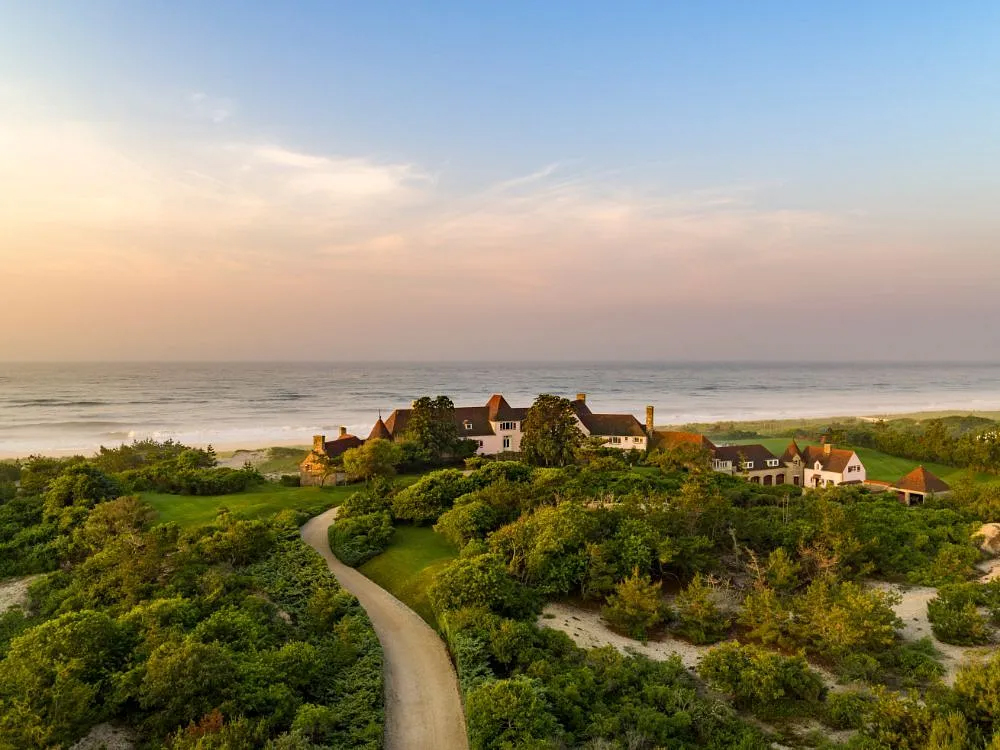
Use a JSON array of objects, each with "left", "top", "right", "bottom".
[{"left": 188, "top": 91, "right": 235, "bottom": 123}]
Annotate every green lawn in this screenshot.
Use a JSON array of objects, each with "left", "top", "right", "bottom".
[
  {"left": 358, "top": 525, "right": 459, "bottom": 625},
  {"left": 143, "top": 484, "right": 354, "bottom": 528}
]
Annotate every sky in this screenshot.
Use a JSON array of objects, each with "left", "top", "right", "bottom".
[{"left": 1, "top": 1, "right": 998, "bottom": 362}]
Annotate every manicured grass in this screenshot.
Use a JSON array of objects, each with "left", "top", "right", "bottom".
[
  {"left": 359, "top": 525, "right": 459, "bottom": 625},
  {"left": 144, "top": 473, "right": 427, "bottom": 529},
  {"left": 143, "top": 484, "right": 354, "bottom": 528}
]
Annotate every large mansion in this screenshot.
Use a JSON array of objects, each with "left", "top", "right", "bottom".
[{"left": 300, "top": 393, "right": 653, "bottom": 484}]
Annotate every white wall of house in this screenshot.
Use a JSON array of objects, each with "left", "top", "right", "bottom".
[
  {"left": 842, "top": 453, "right": 866, "bottom": 483},
  {"left": 468, "top": 421, "right": 524, "bottom": 455},
  {"left": 597, "top": 435, "right": 647, "bottom": 450}
]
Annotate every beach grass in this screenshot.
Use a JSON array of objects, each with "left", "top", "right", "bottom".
[
  {"left": 143, "top": 484, "right": 352, "bottom": 528},
  {"left": 256, "top": 447, "right": 310, "bottom": 475},
  {"left": 358, "top": 525, "right": 459, "bottom": 625}
]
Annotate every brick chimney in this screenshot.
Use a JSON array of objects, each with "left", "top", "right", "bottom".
[
  {"left": 645, "top": 405, "right": 655, "bottom": 437},
  {"left": 312, "top": 435, "right": 325, "bottom": 453},
  {"left": 576, "top": 393, "right": 586, "bottom": 402},
  {"left": 339, "top": 426, "right": 348, "bottom": 437},
  {"left": 823, "top": 442, "right": 832, "bottom": 456}
]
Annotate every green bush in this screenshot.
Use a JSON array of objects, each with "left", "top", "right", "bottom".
[
  {"left": 391, "top": 469, "right": 473, "bottom": 524},
  {"left": 601, "top": 569, "right": 668, "bottom": 642},
  {"left": 928, "top": 585, "right": 992, "bottom": 646},
  {"left": 697, "top": 642, "right": 825, "bottom": 717},
  {"left": 673, "top": 574, "right": 730, "bottom": 645},
  {"left": 824, "top": 689, "right": 871, "bottom": 730},
  {"left": 328, "top": 512, "right": 395, "bottom": 567}
]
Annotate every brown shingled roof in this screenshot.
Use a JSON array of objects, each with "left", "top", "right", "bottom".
[
  {"left": 801, "top": 445, "right": 857, "bottom": 474},
  {"left": 653, "top": 430, "right": 717, "bottom": 451},
  {"left": 780, "top": 440, "right": 803, "bottom": 464},
  {"left": 323, "top": 433, "right": 363, "bottom": 458},
  {"left": 894, "top": 466, "right": 951, "bottom": 494},
  {"left": 713, "top": 444, "right": 781, "bottom": 468},
  {"left": 367, "top": 417, "right": 392, "bottom": 441},
  {"left": 570, "top": 399, "right": 646, "bottom": 437}
]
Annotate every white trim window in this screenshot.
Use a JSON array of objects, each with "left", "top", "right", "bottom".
[
  {"left": 609, "top": 436, "right": 622, "bottom": 444},
  {"left": 766, "top": 459, "right": 779, "bottom": 468},
  {"left": 499, "top": 421, "right": 516, "bottom": 431},
  {"left": 744, "top": 461, "right": 754, "bottom": 469},
  {"left": 464, "top": 420, "right": 473, "bottom": 431}
]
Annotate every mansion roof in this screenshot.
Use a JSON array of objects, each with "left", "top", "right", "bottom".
[
  {"left": 570, "top": 398, "right": 647, "bottom": 437},
  {"left": 894, "top": 466, "right": 950, "bottom": 494}
]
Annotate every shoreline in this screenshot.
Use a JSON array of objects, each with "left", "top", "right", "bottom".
[{"left": 2, "top": 407, "right": 998, "bottom": 461}]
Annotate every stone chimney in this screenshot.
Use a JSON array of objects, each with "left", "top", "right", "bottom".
[
  {"left": 339, "top": 426, "right": 348, "bottom": 437},
  {"left": 312, "top": 435, "right": 325, "bottom": 454},
  {"left": 645, "top": 405, "right": 655, "bottom": 437},
  {"left": 576, "top": 393, "right": 586, "bottom": 402}
]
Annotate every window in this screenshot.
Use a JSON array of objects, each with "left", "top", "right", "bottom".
[
  {"left": 477, "top": 440, "right": 484, "bottom": 448},
  {"left": 464, "top": 420, "right": 473, "bottom": 431},
  {"left": 633, "top": 436, "right": 642, "bottom": 443},
  {"left": 503, "top": 436, "right": 511, "bottom": 450},
  {"left": 609, "top": 436, "right": 622, "bottom": 444},
  {"left": 499, "top": 421, "right": 516, "bottom": 431},
  {"left": 766, "top": 459, "right": 779, "bottom": 467},
  {"left": 744, "top": 460, "right": 754, "bottom": 469}
]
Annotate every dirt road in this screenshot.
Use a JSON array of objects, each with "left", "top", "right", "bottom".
[{"left": 300, "top": 508, "right": 469, "bottom": 750}]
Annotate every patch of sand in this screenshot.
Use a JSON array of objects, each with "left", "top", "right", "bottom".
[
  {"left": 215, "top": 449, "right": 270, "bottom": 470},
  {"left": 539, "top": 601, "right": 711, "bottom": 671},
  {"left": 870, "top": 581, "right": 991, "bottom": 684},
  {"left": 69, "top": 723, "right": 135, "bottom": 750},
  {"left": 0, "top": 574, "right": 41, "bottom": 615}
]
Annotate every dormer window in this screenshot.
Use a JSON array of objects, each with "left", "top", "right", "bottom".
[
  {"left": 499, "top": 421, "right": 516, "bottom": 431},
  {"left": 766, "top": 459, "right": 779, "bottom": 468},
  {"left": 464, "top": 420, "right": 473, "bottom": 431},
  {"left": 744, "top": 461, "right": 754, "bottom": 469}
]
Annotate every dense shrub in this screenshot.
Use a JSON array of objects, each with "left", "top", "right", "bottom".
[
  {"left": 391, "top": 469, "right": 473, "bottom": 524},
  {"left": 928, "top": 584, "right": 993, "bottom": 645},
  {"left": 697, "top": 642, "right": 825, "bottom": 717},
  {"left": 601, "top": 569, "right": 668, "bottom": 642},
  {"left": 328, "top": 512, "right": 395, "bottom": 567},
  {"left": 430, "top": 553, "right": 536, "bottom": 620},
  {"left": 673, "top": 574, "right": 731, "bottom": 645}
]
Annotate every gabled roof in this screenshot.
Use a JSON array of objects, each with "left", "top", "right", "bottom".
[
  {"left": 801, "top": 445, "right": 857, "bottom": 474},
  {"left": 894, "top": 466, "right": 951, "bottom": 494},
  {"left": 570, "top": 399, "right": 646, "bottom": 437},
  {"left": 780, "top": 440, "right": 803, "bottom": 464},
  {"left": 323, "top": 433, "right": 363, "bottom": 458},
  {"left": 653, "top": 430, "right": 717, "bottom": 452},
  {"left": 367, "top": 417, "right": 392, "bottom": 441},
  {"left": 384, "top": 405, "right": 497, "bottom": 438},
  {"left": 487, "top": 394, "right": 524, "bottom": 422},
  {"left": 713, "top": 444, "right": 780, "bottom": 468}
]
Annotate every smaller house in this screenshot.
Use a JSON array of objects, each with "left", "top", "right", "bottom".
[
  {"left": 712, "top": 444, "right": 786, "bottom": 485},
  {"left": 890, "top": 466, "right": 951, "bottom": 505},
  {"left": 299, "top": 428, "right": 362, "bottom": 486},
  {"left": 782, "top": 440, "right": 865, "bottom": 488}
]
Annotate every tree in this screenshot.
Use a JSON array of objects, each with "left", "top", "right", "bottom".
[
  {"left": 402, "top": 396, "right": 473, "bottom": 465},
  {"left": 342, "top": 439, "right": 403, "bottom": 482},
  {"left": 602, "top": 568, "right": 667, "bottom": 642},
  {"left": 673, "top": 574, "right": 731, "bottom": 645},
  {"left": 520, "top": 394, "right": 583, "bottom": 467},
  {"left": 465, "top": 676, "right": 559, "bottom": 750}
]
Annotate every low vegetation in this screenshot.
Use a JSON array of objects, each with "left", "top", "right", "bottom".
[{"left": 0, "top": 440, "right": 383, "bottom": 749}]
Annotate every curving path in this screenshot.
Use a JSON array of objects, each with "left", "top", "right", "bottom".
[{"left": 301, "top": 507, "right": 469, "bottom": 750}]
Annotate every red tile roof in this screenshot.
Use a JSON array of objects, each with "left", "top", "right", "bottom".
[
  {"left": 367, "top": 417, "right": 392, "bottom": 441},
  {"left": 894, "top": 466, "right": 951, "bottom": 494},
  {"left": 322, "top": 433, "right": 363, "bottom": 458},
  {"left": 654, "top": 430, "right": 717, "bottom": 451}
]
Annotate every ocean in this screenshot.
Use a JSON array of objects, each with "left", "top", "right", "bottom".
[{"left": 1, "top": 362, "right": 999, "bottom": 457}]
